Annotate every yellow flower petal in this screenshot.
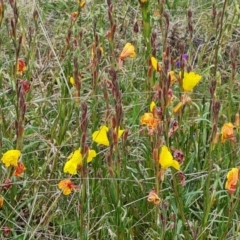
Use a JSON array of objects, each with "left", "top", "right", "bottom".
[
  {"left": 119, "top": 43, "right": 136, "bottom": 60},
  {"left": 150, "top": 101, "right": 156, "bottom": 112},
  {"left": 92, "top": 125, "right": 124, "bottom": 146},
  {"left": 92, "top": 126, "right": 110, "bottom": 146},
  {"left": 181, "top": 71, "right": 202, "bottom": 92},
  {"left": 159, "top": 145, "right": 180, "bottom": 170},
  {"left": 70, "top": 77, "right": 75, "bottom": 86},
  {"left": 1, "top": 150, "right": 21, "bottom": 167},
  {"left": 87, "top": 150, "right": 96, "bottom": 162},
  {"left": 64, "top": 160, "right": 78, "bottom": 175}
]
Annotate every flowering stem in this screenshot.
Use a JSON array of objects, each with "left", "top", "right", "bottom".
[{"left": 172, "top": 171, "right": 191, "bottom": 239}]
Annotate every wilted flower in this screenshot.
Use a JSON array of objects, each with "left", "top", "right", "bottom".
[
  {"left": 168, "top": 71, "right": 176, "bottom": 85},
  {"left": 18, "top": 79, "right": 31, "bottom": 93},
  {"left": 159, "top": 145, "right": 180, "bottom": 170},
  {"left": 1, "top": 150, "right": 21, "bottom": 167},
  {"left": 64, "top": 148, "right": 96, "bottom": 175},
  {"left": 119, "top": 43, "right": 136, "bottom": 61},
  {"left": 180, "top": 71, "right": 202, "bottom": 92},
  {"left": 172, "top": 148, "right": 184, "bottom": 164},
  {"left": 2, "top": 179, "right": 13, "bottom": 190},
  {"left": 17, "top": 59, "right": 26, "bottom": 75},
  {"left": 0, "top": 196, "right": 4, "bottom": 208},
  {"left": 13, "top": 162, "right": 26, "bottom": 177},
  {"left": 225, "top": 168, "right": 239, "bottom": 194},
  {"left": 2, "top": 226, "right": 11, "bottom": 237},
  {"left": 221, "top": 123, "right": 235, "bottom": 143},
  {"left": 173, "top": 94, "right": 191, "bottom": 114},
  {"left": 71, "top": 12, "right": 78, "bottom": 22},
  {"left": 92, "top": 125, "right": 124, "bottom": 146},
  {"left": 58, "top": 179, "right": 78, "bottom": 195},
  {"left": 147, "top": 189, "right": 161, "bottom": 205}
]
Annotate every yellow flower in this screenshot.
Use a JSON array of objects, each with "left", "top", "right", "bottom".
[
  {"left": 79, "top": 0, "right": 86, "bottom": 8},
  {"left": 1, "top": 150, "right": 21, "bottom": 167},
  {"left": 221, "top": 123, "right": 235, "bottom": 143},
  {"left": 225, "top": 168, "right": 239, "bottom": 194},
  {"left": 150, "top": 101, "right": 156, "bottom": 112},
  {"left": 58, "top": 179, "right": 78, "bottom": 195},
  {"left": 0, "top": 196, "right": 4, "bottom": 208},
  {"left": 168, "top": 71, "right": 176, "bottom": 85},
  {"left": 180, "top": 71, "right": 202, "bottom": 92},
  {"left": 64, "top": 148, "right": 96, "bottom": 175},
  {"left": 119, "top": 43, "right": 136, "bottom": 60},
  {"left": 70, "top": 77, "right": 75, "bottom": 86},
  {"left": 140, "top": 113, "right": 160, "bottom": 130},
  {"left": 159, "top": 145, "right": 180, "bottom": 170},
  {"left": 151, "top": 57, "right": 161, "bottom": 72},
  {"left": 92, "top": 125, "right": 124, "bottom": 146}
]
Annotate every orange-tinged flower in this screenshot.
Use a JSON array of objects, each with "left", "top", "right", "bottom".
[
  {"left": 13, "top": 162, "right": 26, "bottom": 177},
  {"left": 180, "top": 71, "right": 202, "bottom": 92},
  {"left": 147, "top": 190, "right": 161, "bottom": 205},
  {"left": 71, "top": 12, "right": 78, "bottom": 22},
  {"left": 119, "top": 43, "right": 136, "bottom": 61},
  {"left": 58, "top": 179, "right": 78, "bottom": 195},
  {"left": 1, "top": 150, "right": 21, "bottom": 167},
  {"left": 221, "top": 123, "right": 235, "bottom": 143},
  {"left": 225, "top": 168, "right": 239, "bottom": 194},
  {"left": 64, "top": 148, "right": 96, "bottom": 175},
  {"left": 92, "top": 125, "right": 124, "bottom": 146},
  {"left": 159, "top": 145, "right": 180, "bottom": 170},
  {"left": 140, "top": 113, "right": 160, "bottom": 131},
  {"left": 17, "top": 59, "right": 27, "bottom": 75},
  {"left": 168, "top": 71, "right": 176, "bottom": 85},
  {"left": 0, "top": 196, "right": 4, "bottom": 208}
]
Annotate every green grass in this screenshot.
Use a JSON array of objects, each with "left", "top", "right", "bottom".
[{"left": 0, "top": 0, "right": 240, "bottom": 239}]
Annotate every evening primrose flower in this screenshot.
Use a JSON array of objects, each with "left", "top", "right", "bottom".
[
  {"left": 159, "top": 145, "right": 180, "bottom": 170},
  {"left": 92, "top": 125, "right": 124, "bottom": 146},
  {"left": 17, "top": 59, "right": 26, "bottom": 75},
  {"left": 168, "top": 71, "right": 176, "bottom": 85},
  {"left": 58, "top": 179, "right": 78, "bottom": 195},
  {"left": 180, "top": 71, "right": 202, "bottom": 92},
  {"left": 119, "top": 43, "right": 136, "bottom": 61},
  {"left": 64, "top": 148, "right": 96, "bottom": 175},
  {"left": 221, "top": 123, "right": 235, "bottom": 143},
  {"left": 225, "top": 168, "right": 239, "bottom": 194},
  {"left": 70, "top": 77, "right": 75, "bottom": 86},
  {"left": 13, "top": 162, "right": 26, "bottom": 177},
  {"left": 79, "top": 0, "right": 86, "bottom": 8},
  {"left": 1, "top": 150, "right": 21, "bottom": 167},
  {"left": 151, "top": 57, "right": 161, "bottom": 72},
  {"left": 140, "top": 113, "right": 160, "bottom": 131},
  {"left": 147, "top": 189, "right": 161, "bottom": 205}
]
